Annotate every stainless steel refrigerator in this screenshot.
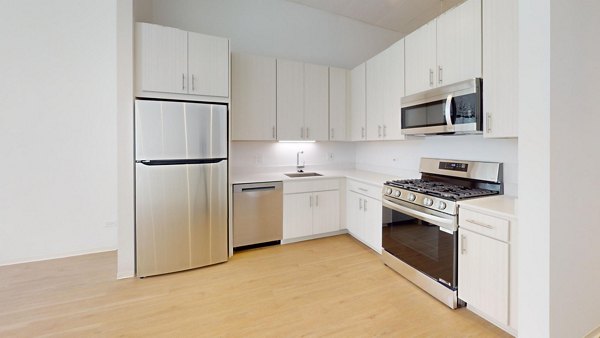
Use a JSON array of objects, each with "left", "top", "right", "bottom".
[{"left": 135, "top": 99, "right": 228, "bottom": 277}]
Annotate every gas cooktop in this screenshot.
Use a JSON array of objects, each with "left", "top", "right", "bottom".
[{"left": 385, "top": 179, "right": 499, "bottom": 201}]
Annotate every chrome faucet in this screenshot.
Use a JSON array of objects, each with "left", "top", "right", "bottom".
[{"left": 296, "top": 151, "right": 305, "bottom": 172}]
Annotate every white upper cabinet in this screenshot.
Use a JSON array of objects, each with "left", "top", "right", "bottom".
[
  {"left": 350, "top": 63, "right": 367, "bottom": 141},
  {"left": 405, "top": 19, "right": 437, "bottom": 96},
  {"left": 366, "top": 39, "right": 405, "bottom": 141},
  {"left": 136, "top": 23, "right": 188, "bottom": 94},
  {"left": 482, "top": 0, "right": 518, "bottom": 138},
  {"left": 187, "top": 31, "right": 229, "bottom": 97},
  {"left": 277, "top": 60, "right": 328, "bottom": 141},
  {"left": 135, "top": 23, "right": 229, "bottom": 100},
  {"left": 231, "top": 53, "right": 277, "bottom": 141},
  {"left": 329, "top": 67, "right": 350, "bottom": 141},
  {"left": 405, "top": 0, "right": 482, "bottom": 96},
  {"left": 437, "top": 0, "right": 482, "bottom": 87}
]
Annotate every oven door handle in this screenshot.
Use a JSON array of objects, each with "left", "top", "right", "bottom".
[{"left": 382, "top": 199, "right": 457, "bottom": 232}]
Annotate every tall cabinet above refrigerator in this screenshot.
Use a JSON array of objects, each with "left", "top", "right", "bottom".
[{"left": 135, "top": 99, "right": 228, "bottom": 277}]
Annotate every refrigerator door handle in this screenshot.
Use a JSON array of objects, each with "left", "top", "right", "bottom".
[{"left": 136, "top": 158, "right": 227, "bottom": 166}]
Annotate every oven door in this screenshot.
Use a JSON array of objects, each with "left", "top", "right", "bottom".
[{"left": 382, "top": 198, "right": 458, "bottom": 289}]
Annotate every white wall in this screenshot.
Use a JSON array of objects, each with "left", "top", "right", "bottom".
[
  {"left": 230, "top": 141, "right": 355, "bottom": 174},
  {"left": 134, "top": 0, "right": 403, "bottom": 69},
  {"left": 0, "top": 1, "right": 118, "bottom": 265},
  {"left": 548, "top": 0, "right": 600, "bottom": 336},
  {"left": 355, "top": 137, "right": 518, "bottom": 196}
]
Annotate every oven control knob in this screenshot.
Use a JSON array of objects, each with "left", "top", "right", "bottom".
[
  {"left": 393, "top": 190, "right": 401, "bottom": 197},
  {"left": 438, "top": 201, "right": 447, "bottom": 210},
  {"left": 423, "top": 198, "right": 433, "bottom": 206},
  {"left": 385, "top": 188, "right": 393, "bottom": 195},
  {"left": 408, "top": 193, "right": 416, "bottom": 202}
]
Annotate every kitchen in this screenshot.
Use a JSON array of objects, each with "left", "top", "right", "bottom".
[{"left": 0, "top": 0, "right": 599, "bottom": 337}]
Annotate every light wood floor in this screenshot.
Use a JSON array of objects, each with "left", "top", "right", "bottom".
[{"left": 0, "top": 235, "right": 510, "bottom": 337}]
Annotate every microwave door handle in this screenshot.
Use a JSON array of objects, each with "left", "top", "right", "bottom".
[
  {"left": 382, "top": 199, "right": 456, "bottom": 232},
  {"left": 444, "top": 94, "right": 454, "bottom": 127}
]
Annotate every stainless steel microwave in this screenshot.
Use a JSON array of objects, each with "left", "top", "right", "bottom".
[{"left": 401, "top": 78, "right": 482, "bottom": 136}]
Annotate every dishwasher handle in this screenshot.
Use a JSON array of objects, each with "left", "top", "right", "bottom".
[{"left": 233, "top": 182, "right": 283, "bottom": 193}]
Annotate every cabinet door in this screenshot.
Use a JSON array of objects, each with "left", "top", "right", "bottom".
[
  {"left": 304, "top": 63, "right": 329, "bottom": 141},
  {"left": 137, "top": 23, "right": 188, "bottom": 94},
  {"left": 483, "top": 0, "right": 518, "bottom": 138},
  {"left": 363, "top": 197, "right": 382, "bottom": 253},
  {"left": 458, "top": 228, "right": 509, "bottom": 325},
  {"left": 188, "top": 31, "right": 229, "bottom": 97},
  {"left": 231, "top": 53, "right": 277, "bottom": 140},
  {"left": 382, "top": 39, "right": 405, "bottom": 140},
  {"left": 277, "top": 59, "right": 305, "bottom": 140},
  {"left": 329, "top": 67, "right": 349, "bottom": 141},
  {"left": 313, "top": 191, "right": 340, "bottom": 234},
  {"left": 346, "top": 192, "right": 364, "bottom": 239},
  {"left": 405, "top": 19, "right": 437, "bottom": 95},
  {"left": 350, "top": 63, "right": 366, "bottom": 141},
  {"left": 437, "top": 0, "right": 482, "bottom": 87},
  {"left": 283, "top": 193, "right": 313, "bottom": 239},
  {"left": 366, "top": 52, "right": 386, "bottom": 140}
]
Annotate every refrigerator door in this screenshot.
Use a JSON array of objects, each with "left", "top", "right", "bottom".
[
  {"left": 135, "top": 100, "right": 227, "bottom": 161},
  {"left": 135, "top": 160, "right": 228, "bottom": 277}
]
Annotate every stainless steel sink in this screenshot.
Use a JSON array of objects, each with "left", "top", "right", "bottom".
[{"left": 284, "top": 172, "right": 323, "bottom": 178}]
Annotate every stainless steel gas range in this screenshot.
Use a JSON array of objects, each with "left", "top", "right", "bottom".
[{"left": 381, "top": 158, "right": 503, "bottom": 308}]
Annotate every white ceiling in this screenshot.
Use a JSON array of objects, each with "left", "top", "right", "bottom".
[{"left": 287, "top": 0, "right": 465, "bottom": 35}]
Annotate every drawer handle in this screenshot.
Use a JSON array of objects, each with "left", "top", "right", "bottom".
[{"left": 466, "top": 219, "right": 495, "bottom": 230}]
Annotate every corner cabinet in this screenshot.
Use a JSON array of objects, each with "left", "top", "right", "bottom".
[
  {"left": 366, "top": 39, "right": 405, "bottom": 141},
  {"left": 231, "top": 53, "right": 277, "bottom": 141},
  {"left": 405, "top": 0, "right": 482, "bottom": 96},
  {"left": 329, "top": 67, "right": 350, "bottom": 141},
  {"left": 135, "top": 22, "right": 229, "bottom": 101},
  {"left": 283, "top": 179, "right": 341, "bottom": 241},
  {"left": 482, "top": 0, "right": 519, "bottom": 138},
  {"left": 350, "top": 63, "right": 367, "bottom": 141}
]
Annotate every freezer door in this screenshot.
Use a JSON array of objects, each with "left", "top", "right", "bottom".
[
  {"left": 135, "top": 100, "right": 227, "bottom": 160},
  {"left": 135, "top": 160, "right": 228, "bottom": 277}
]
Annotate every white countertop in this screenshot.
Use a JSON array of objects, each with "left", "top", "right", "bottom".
[
  {"left": 230, "top": 168, "right": 412, "bottom": 187},
  {"left": 458, "top": 195, "right": 517, "bottom": 219}
]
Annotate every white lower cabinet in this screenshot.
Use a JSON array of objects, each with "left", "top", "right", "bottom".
[
  {"left": 283, "top": 181, "right": 340, "bottom": 241},
  {"left": 458, "top": 204, "right": 517, "bottom": 334},
  {"left": 346, "top": 180, "right": 382, "bottom": 253}
]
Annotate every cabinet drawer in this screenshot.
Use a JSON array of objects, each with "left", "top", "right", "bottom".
[
  {"left": 346, "top": 179, "right": 381, "bottom": 200},
  {"left": 459, "top": 208, "right": 509, "bottom": 242},
  {"left": 284, "top": 179, "right": 340, "bottom": 194}
]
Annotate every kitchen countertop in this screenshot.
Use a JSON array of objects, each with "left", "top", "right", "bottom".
[
  {"left": 230, "top": 169, "right": 411, "bottom": 187},
  {"left": 457, "top": 195, "right": 517, "bottom": 219}
]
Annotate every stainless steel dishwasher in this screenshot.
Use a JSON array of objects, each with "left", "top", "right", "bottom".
[{"left": 233, "top": 182, "right": 283, "bottom": 248}]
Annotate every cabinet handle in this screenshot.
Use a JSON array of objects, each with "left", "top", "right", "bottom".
[
  {"left": 300, "top": 127, "right": 304, "bottom": 139},
  {"left": 316, "top": 195, "right": 319, "bottom": 207},
  {"left": 486, "top": 112, "right": 492, "bottom": 133},
  {"left": 359, "top": 198, "right": 363, "bottom": 210},
  {"left": 364, "top": 199, "right": 368, "bottom": 212},
  {"left": 383, "top": 125, "right": 387, "bottom": 138},
  {"left": 182, "top": 73, "right": 185, "bottom": 91},
  {"left": 306, "top": 127, "right": 309, "bottom": 139},
  {"left": 191, "top": 74, "right": 195, "bottom": 91},
  {"left": 429, "top": 69, "right": 434, "bottom": 86},
  {"left": 461, "top": 235, "right": 467, "bottom": 254},
  {"left": 438, "top": 66, "right": 443, "bottom": 85},
  {"left": 378, "top": 125, "right": 382, "bottom": 137},
  {"left": 466, "top": 219, "right": 495, "bottom": 230},
  {"left": 309, "top": 195, "right": 313, "bottom": 208},
  {"left": 272, "top": 126, "right": 276, "bottom": 139},
  {"left": 361, "top": 127, "right": 365, "bottom": 139},
  {"left": 331, "top": 128, "right": 334, "bottom": 140}
]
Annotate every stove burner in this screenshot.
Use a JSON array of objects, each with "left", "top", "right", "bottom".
[{"left": 385, "top": 179, "right": 498, "bottom": 201}]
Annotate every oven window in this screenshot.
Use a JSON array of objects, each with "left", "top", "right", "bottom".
[{"left": 382, "top": 205, "right": 457, "bottom": 289}]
